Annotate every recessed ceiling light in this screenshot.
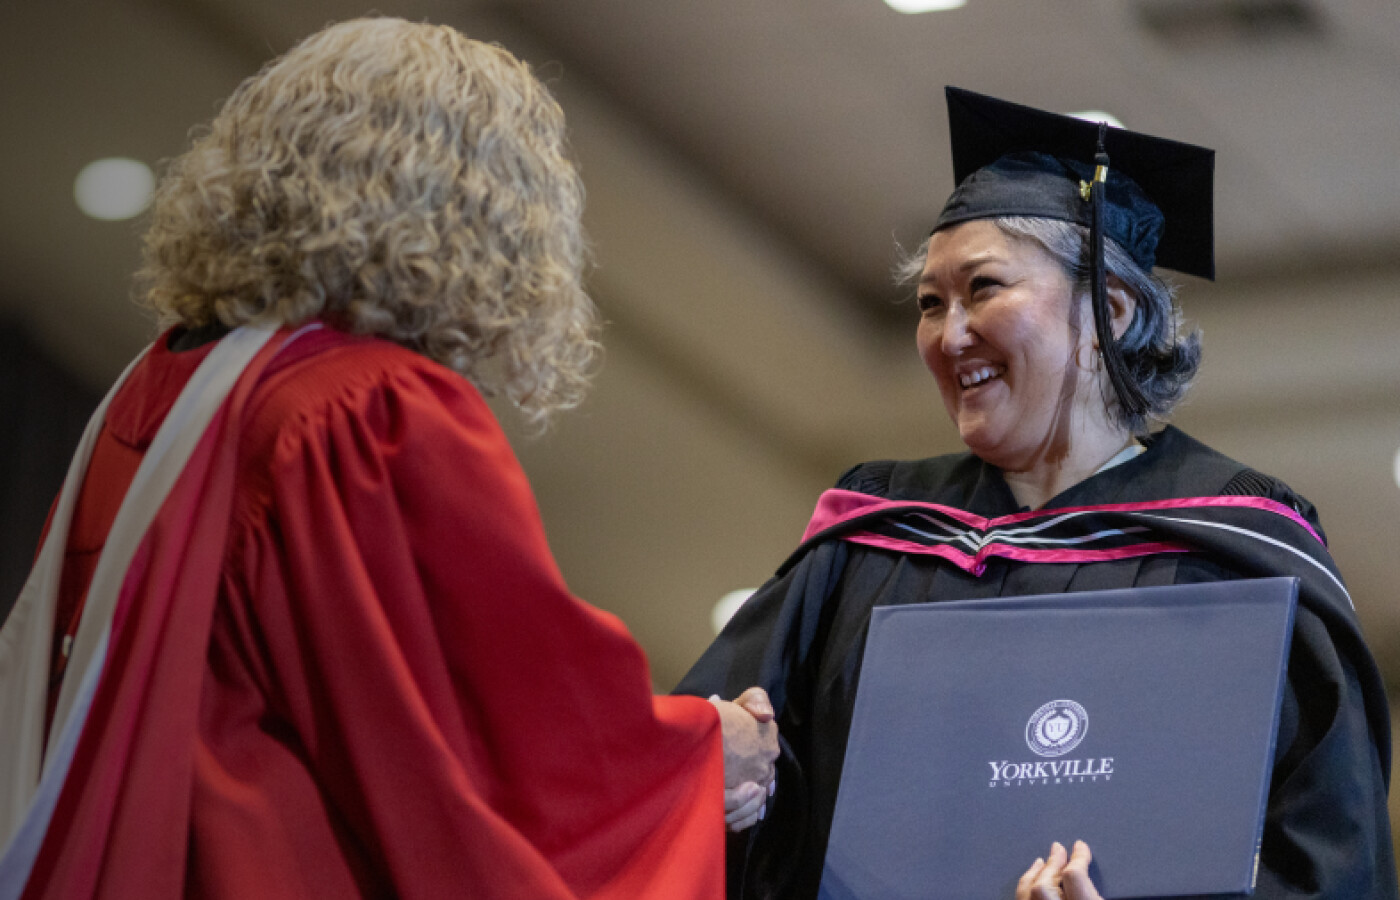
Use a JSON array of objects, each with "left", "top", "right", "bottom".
[
  {"left": 712, "top": 589, "right": 756, "bottom": 634},
  {"left": 884, "top": 0, "right": 967, "bottom": 13},
  {"left": 1069, "top": 110, "right": 1125, "bottom": 129},
  {"left": 74, "top": 158, "right": 154, "bottom": 221},
  {"left": 1393, "top": 446, "right": 1400, "bottom": 491}
]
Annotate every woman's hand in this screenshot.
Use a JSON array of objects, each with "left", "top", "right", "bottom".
[
  {"left": 710, "top": 687, "right": 780, "bottom": 832},
  {"left": 1016, "top": 841, "right": 1101, "bottom": 900}
]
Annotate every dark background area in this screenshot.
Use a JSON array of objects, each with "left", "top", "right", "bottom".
[{"left": 0, "top": 322, "right": 100, "bottom": 623}]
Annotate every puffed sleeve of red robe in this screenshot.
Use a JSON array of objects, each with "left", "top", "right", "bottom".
[{"left": 190, "top": 339, "right": 725, "bottom": 899}]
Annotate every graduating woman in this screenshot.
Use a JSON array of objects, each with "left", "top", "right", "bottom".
[
  {"left": 0, "top": 18, "right": 777, "bottom": 899},
  {"left": 677, "top": 88, "right": 1396, "bottom": 899}
]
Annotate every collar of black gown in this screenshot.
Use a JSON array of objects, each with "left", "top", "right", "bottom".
[{"left": 934, "top": 87, "right": 1216, "bottom": 280}]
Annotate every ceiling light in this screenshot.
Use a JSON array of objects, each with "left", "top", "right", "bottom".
[
  {"left": 74, "top": 158, "right": 154, "bottom": 221},
  {"left": 712, "top": 589, "right": 756, "bottom": 634},
  {"left": 884, "top": 0, "right": 967, "bottom": 13},
  {"left": 1393, "top": 446, "right": 1400, "bottom": 491},
  {"left": 1069, "top": 110, "right": 1125, "bottom": 129}
]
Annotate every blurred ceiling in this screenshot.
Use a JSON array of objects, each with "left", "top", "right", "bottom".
[
  {"left": 506, "top": 0, "right": 1400, "bottom": 319},
  {"left": 1, "top": 0, "right": 1398, "bottom": 709}
]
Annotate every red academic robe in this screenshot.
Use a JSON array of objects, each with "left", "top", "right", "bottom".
[{"left": 25, "top": 326, "right": 725, "bottom": 899}]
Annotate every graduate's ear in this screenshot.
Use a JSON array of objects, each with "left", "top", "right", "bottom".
[{"left": 1105, "top": 275, "right": 1137, "bottom": 340}]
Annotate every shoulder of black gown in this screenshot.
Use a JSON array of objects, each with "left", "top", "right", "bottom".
[
  {"left": 834, "top": 459, "right": 899, "bottom": 496},
  {"left": 1137, "top": 427, "right": 1329, "bottom": 541},
  {"left": 1219, "top": 467, "right": 1328, "bottom": 546},
  {"left": 835, "top": 452, "right": 1017, "bottom": 513}
]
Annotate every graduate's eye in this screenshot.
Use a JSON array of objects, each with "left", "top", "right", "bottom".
[
  {"left": 969, "top": 275, "right": 1003, "bottom": 297},
  {"left": 917, "top": 293, "right": 945, "bottom": 314}
]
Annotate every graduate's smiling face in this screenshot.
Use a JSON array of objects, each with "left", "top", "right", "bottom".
[{"left": 915, "top": 219, "right": 1096, "bottom": 472}]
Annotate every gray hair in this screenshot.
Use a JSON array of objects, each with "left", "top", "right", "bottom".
[
  {"left": 896, "top": 216, "right": 1201, "bottom": 434},
  {"left": 139, "top": 18, "right": 599, "bottom": 430}
]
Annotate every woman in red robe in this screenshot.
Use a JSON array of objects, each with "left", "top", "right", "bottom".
[{"left": 0, "top": 18, "right": 775, "bottom": 899}]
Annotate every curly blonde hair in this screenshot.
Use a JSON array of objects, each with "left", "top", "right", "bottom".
[{"left": 138, "top": 17, "right": 599, "bottom": 425}]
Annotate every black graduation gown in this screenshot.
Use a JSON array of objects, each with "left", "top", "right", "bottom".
[{"left": 676, "top": 427, "right": 1396, "bottom": 899}]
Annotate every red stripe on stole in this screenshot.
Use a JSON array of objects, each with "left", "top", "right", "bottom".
[
  {"left": 840, "top": 533, "right": 1192, "bottom": 575},
  {"left": 802, "top": 489, "right": 1323, "bottom": 547}
]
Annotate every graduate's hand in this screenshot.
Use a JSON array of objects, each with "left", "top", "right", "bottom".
[
  {"left": 723, "top": 780, "right": 771, "bottom": 831},
  {"left": 710, "top": 688, "right": 779, "bottom": 831},
  {"left": 1016, "top": 841, "right": 1102, "bottom": 900}
]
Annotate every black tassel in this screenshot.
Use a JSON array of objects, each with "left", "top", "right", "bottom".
[{"left": 1089, "top": 121, "right": 1148, "bottom": 420}]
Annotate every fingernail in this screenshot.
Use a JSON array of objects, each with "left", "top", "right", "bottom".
[
  {"left": 1034, "top": 858, "right": 1044, "bottom": 867},
  {"left": 1052, "top": 842, "right": 1064, "bottom": 854}
]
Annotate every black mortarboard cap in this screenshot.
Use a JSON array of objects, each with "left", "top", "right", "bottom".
[{"left": 936, "top": 86, "right": 1216, "bottom": 280}]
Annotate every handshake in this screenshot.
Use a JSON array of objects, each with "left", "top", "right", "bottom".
[{"left": 708, "top": 688, "right": 780, "bottom": 832}]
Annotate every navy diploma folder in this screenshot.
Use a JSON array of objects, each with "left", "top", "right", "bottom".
[{"left": 818, "top": 577, "right": 1299, "bottom": 900}]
